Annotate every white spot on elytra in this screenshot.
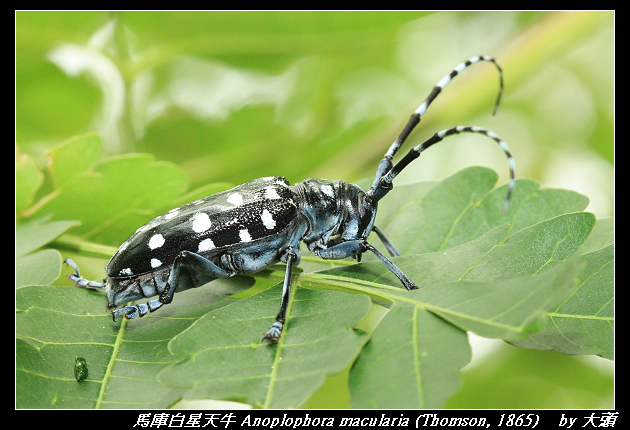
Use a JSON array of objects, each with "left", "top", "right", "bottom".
[
  {"left": 261, "top": 209, "right": 276, "bottom": 230},
  {"left": 265, "top": 187, "right": 280, "bottom": 199},
  {"left": 148, "top": 234, "right": 165, "bottom": 250},
  {"left": 192, "top": 212, "right": 211, "bottom": 233},
  {"left": 198, "top": 238, "right": 216, "bottom": 252},
  {"left": 239, "top": 228, "right": 252, "bottom": 242},
  {"left": 227, "top": 193, "right": 244, "bottom": 206},
  {"left": 120, "top": 268, "right": 133, "bottom": 276},
  {"left": 151, "top": 258, "right": 162, "bottom": 268}
]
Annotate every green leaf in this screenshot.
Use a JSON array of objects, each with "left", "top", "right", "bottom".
[
  {"left": 410, "top": 262, "right": 581, "bottom": 340},
  {"left": 16, "top": 250, "right": 62, "bottom": 289},
  {"left": 319, "top": 210, "right": 595, "bottom": 294},
  {"left": 374, "top": 168, "right": 590, "bottom": 255},
  {"left": 348, "top": 302, "right": 471, "bottom": 409},
  {"left": 580, "top": 217, "right": 614, "bottom": 253},
  {"left": 30, "top": 135, "right": 190, "bottom": 246},
  {"left": 310, "top": 174, "right": 597, "bottom": 409},
  {"left": 15, "top": 215, "right": 79, "bottom": 288},
  {"left": 310, "top": 211, "right": 592, "bottom": 408},
  {"left": 511, "top": 244, "right": 614, "bottom": 359},
  {"left": 159, "top": 285, "right": 371, "bottom": 408},
  {"left": 16, "top": 146, "right": 43, "bottom": 215},
  {"left": 16, "top": 215, "right": 79, "bottom": 258},
  {"left": 16, "top": 277, "right": 255, "bottom": 408},
  {"left": 507, "top": 216, "right": 614, "bottom": 360},
  {"left": 46, "top": 133, "right": 102, "bottom": 189},
  {"left": 445, "top": 346, "right": 614, "bottom": 409},
  {"left": 16, "top": 285, "right": 115, "bottom": 408}
]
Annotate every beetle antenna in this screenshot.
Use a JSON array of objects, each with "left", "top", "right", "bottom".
[
  {"left": 368, "top": 55, "right": 503, "bottom": 201},
  {"left": 372, "top": 126, "right": 515, "bottom": 211}
]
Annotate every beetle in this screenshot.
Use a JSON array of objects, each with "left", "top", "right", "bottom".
[
  {"left": 74, "top": 356, "right": 88, "bottom": 382},
  {"left": 65, "top": 55, "right": 515, "bottom": 342}
]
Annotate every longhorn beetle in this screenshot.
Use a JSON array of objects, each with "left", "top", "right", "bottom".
[{"left": 65, "top": 55, "right": 515, "bottom": 342}]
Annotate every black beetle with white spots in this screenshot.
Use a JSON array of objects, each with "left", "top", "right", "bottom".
[{"left": 65, "top": 55, "right": 516, "bottom": 342}]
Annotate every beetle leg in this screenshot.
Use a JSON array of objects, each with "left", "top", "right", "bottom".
[
  {"left": 64, "top": 259, "right": 105, "bottom": 290},
  {"left": 161, "top": 250, "right": 233, "bottom": 303},
  {"left": 112, "top": 250, "right": 235, "bottom": 321},
  {"left": 262, "top": 251, "right": 297, "bottom": 342},
  {"left": 315, "top": 240, "right": 363, "bottom": 260},
  {"left": 371, "top": 226, "right": 400, "bottom": 257},
  {"left": 314, "top": 240, "right": 417, "bottom": 290},
  {"left": 111, "top": 299, "right": 164, "bottom": 321},
  {"left": 112, "top": 304, "right": 144, "bottom": 320},
  {"left": 360, "top": 242, "right": 418, "bottom": 291}
]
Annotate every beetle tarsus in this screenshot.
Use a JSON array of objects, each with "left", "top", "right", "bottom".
[
  {"left": 64, "top": 259, "right": 105, "bottom": 290},
  {"left": 262, "top": 321, "right": 283, "bottom": 342}
]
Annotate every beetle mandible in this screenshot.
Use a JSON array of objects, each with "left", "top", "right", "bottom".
[{"left": 65, "top": 55, "right": 515, "bottom": 341}]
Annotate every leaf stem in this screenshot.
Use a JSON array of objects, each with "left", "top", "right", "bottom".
[
  {"left": 96, "top": 316, "right": 128, "bottom": 408},
  {"left": 51, "top": 235, "right": 118, "bottom": 259}
]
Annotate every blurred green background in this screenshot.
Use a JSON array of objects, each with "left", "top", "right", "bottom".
[{"left": 16, "top": 11, "right": 613, "bottom": 408}]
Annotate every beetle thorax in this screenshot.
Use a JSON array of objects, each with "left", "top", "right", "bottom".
[{"left": 292, "top": 178, "right": 376, "bottom": 252}]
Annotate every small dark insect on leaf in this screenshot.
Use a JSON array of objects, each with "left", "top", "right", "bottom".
[{"left": 74, "top": 356, "right": 88, "bottom": 382}]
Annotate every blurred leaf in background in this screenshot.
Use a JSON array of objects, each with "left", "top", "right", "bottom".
[{"left": 16, "top": 11, "right": 613, "bottom": 409}]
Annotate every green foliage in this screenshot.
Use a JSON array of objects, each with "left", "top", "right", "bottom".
[
  {"left": 28, "top": 134, "right": 191, "bottom": 246},
  {"left": 15, "top": 216, "right": 79, "bottom": 288},
  {"left": 16, "top": 135, "right": 612, "bottom": 408},
  {"left": 511, "top": 241, "right": 614, "bottom": 359}
]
